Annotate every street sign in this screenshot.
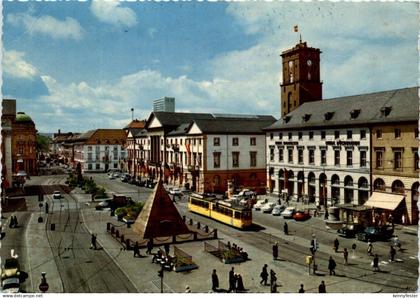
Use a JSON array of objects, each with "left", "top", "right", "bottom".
[{"left": 39, "top": 282, "right": 49, "bottom": 292}]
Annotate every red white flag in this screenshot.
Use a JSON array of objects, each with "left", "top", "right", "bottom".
[{"left": 294, "top": 25, "right": 299, "bottom": 32}]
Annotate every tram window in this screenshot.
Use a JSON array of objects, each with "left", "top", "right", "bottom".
[{"left": 234, "top": 211, "right": 241, "bottom": 219}]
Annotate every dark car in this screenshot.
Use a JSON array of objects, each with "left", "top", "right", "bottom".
[
  {"left": 357, "top": 225, "right": 394, "bottom": 242},
  {"left": 337, "top": 223, "right": 364, "bottom": 238}
]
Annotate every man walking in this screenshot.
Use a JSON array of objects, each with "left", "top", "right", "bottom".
[
  {"left": 367, "top": 240, "right": 373, "bottom": 256},
  {"left": 373, "top": 254, "right": 379, "bottom": 272},
  {"left": 343, "top": 248, "right": 349, "bottom": 265},
  {"left": 211, "top": 269, "right": 219, "bottom": 292},
  {"left": 318, "top": 281, "right": 326, "bottom": 293},
  {"left": 328, "top": 256, "right": 336, "bottom": 275},
  {"left": 272, "top": 242, "right": 279, "bottom": 260},
  {"left": 284, "top": 222, "right": 288, "bottom": 235},
  {"left": 228, "top": 267, "right": 235, "bottom": 292},
  {"left": 298, "top": 284, "right": 305, "bottom": 293},
  {"left": 90, "top": 233, "right": 97, "bottom": 250},
  {"left": 260, "top": 264, "right": 268, "bottom": 286},
  {"left": 146, "top": 239, "right": 153, "bottom": 254},
  {"left": 389, "top": 245, "right": 396, "bottom": 262},
  {"left": 270, "top": 269, "right": 277, "bottom": 293},
  {"left": 133, "top": 241, "right": 141, "bottom": 257},
  {"left": 333, "top": 238, "right": 339, "bottom": 253}
]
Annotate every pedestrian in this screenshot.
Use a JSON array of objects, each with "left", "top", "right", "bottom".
[
  {"left": 402, "top": 214, "right": 406, "bottom": 225},
  {"left": 236, "top": 274, "right": 245, "bottom": 292},
  {"left": 211, "top": 269, "right": 219, "bottom": 292},
  {"left": 299, "top": 284, "right": 305, "bottom": 293},
  {"left": 389, "top": 245, "right": 396, "bottom": 262},
  {"left": 343, "top": 248, "right": 349, "bottom": 265},
  {"left": 228, "top": 267, "right": 235, "bottom": 292},
  {"left": 270, "top": 269, "right": 277, "bottom": 293},
  {"left": 146, "top": 239, "right": 153, "bottom": 254},
  {"left": 367, "top": 240, "right": 373, "bottom": 256},
  {"left": 333, "top": 238, "right": 339, "bottom": 252},
  {"left": 233, "top": 273, "right": 239, "bottom": 293},
  {"left": 260, "top": 264, "right": 268, "bottom": 286},
  {"left": 90, "top": 233, "right": 97, "bottom": 250},
  {"left": 13, "top": 216, "right": 18, "bottom": 228},
  {"left": 328, "top": 256, "right": 336, "bottom": 275},
  {"left": 372, "top": 254, "right": 379, "bottom": 272},
  {"left": 45, "top": 202, "right": 49, "bottom": 214},
  {"left": 392, "top": 235, "right": 402, "bottom": 251},
  {"left": 9, "top": 216, "right": 14, "bottom": 228},
  {"left": 284, "top": 222, "right": 288, "bottom": 235},
  {"left": 185, "top": 285, "right": 191, "bottom": 293},
  {"left": 133, "top": 241, "right": 141, "bottom": 257},
  {"left": 318, "top": 281, "right": 326, "bottom": 293},
  {"left": 272, "top": 242, "right": 279, "bottom": 260},
  {"left": 164, "top": 243, "right": 170, "bottom": 256}
]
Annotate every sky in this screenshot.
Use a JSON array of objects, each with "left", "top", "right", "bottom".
[{"left": 2, "top": 1, "right": 418, "bottom": 133}]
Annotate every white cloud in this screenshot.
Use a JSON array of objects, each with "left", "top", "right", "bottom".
[
  {"left": 3, "top": 50, "right": 39, "bottom": 79},
  {"left": 7, "top": 13, "right": 83, "bottom": 40},
  {"left": 91, "top": 1, "right": 137, "bottom": 27}
]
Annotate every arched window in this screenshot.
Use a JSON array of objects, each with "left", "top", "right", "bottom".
[
  {"left": 344, "top": 176, "right": 354, "bottom": 204},
  {"left": 344, "top": 176, "right": 353, "bottom": 187},
  {"left": 358, "top": 177, "right": 369, "bottom": 205},
  {"left": 391, "top": 180, "right": 405, "bottom": 194},
  {"left": 373, "top": 178, "right": 386, "bottom": 191}
]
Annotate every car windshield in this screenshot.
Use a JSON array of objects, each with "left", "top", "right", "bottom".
[{"left": 365, "top": 227, "right": 378, "bottom": 233}]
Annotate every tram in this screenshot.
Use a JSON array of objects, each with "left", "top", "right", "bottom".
[{"left": 187, "top": 193, "right": 252, "bottom": 229}]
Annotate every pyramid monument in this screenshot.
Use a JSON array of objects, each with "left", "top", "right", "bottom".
[{"left": 132, "top": 180, "right": 191, "bottom": 239}]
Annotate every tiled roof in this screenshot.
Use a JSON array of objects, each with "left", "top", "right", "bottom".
[
  {"left": 75, "top": 129, "right": 126, "bottom": 145},
  {"left": 265, "top": 87, "right": 418, "bottom": 130},
  {"left": 124, "top": 119, "right": 146, "bottom": 129}
]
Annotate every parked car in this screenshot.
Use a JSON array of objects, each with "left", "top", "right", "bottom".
[
  {"left": 95, "top": 199, "right": 113, "bottom": 210},
  {"left": 271, "top": 205, "right": 286, "bottom": 216},
  {"left": 108, "top": 174, "right": 116, "bottom": 180},
  {"left": 253, "top": 200, "right": 268, "bottom": 211},
  {"left": 1, "top": 277, "right": 20, "bottom": 293},
  {"left": 169, "top": 188, "right": 183, "bottom": 196},
  {"left": 337, "top": 223, "right": 364, "bottom": 238},
  {"left": 52, "top": 191, "right": 62, "bottom": 199},
  {"left": 293, "top": 210, "right": 311, "bottom": 221},
  {"left": 281, "top": 207, "right": 296, "bottom": 219},
  {"left": 357, "top": 225, "right": 394, "bottom": 242},
  {"left": 1, "top": 258, "right": 20, "bottom": 279},
  {"left": 262, "top": 202, "right": 276, "bottom": 213},
  {"left": 121, "top": 174, "right": 131, "bottom": 182}
]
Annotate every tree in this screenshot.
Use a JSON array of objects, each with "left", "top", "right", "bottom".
[{"left": 36, "top": 134, "right": 51, "bottom": 154}]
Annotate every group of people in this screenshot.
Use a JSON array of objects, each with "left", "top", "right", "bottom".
[
  {"left": 227, "top": 241, "right": 248, "bottom": 260},
  {"left": 211, "top": 267, "right": 245, "bottom": 293}
]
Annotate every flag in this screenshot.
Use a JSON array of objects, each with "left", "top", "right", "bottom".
[{"left": 294, "top": 25, "right": 298, "bottom": 32}]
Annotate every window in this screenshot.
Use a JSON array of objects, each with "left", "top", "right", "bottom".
[
  {"left": 180, "top": 139, "right": 183, "bottom": 145},
  {"left": 321, "top": 131, "right": 326, "bottom": 140},
  {"left": 321, "top": 150, "right": 327, "bottom": 165},
  {"left": 360, "top": 151, "right": 367, "bottom": 168},
  {"left": 214, "top": 137, "right": 220, "bottom": 146},
  {"left": 198, "top": 153, "right": 202, "bottom": 167},
  {"left": 232, "top": 152, "right": 239, "bottom": 167},
  {"left": 270, "top": 148, "right": 275, "bottom": 161},
  {"left": 309, "top": 131, "right": 314, "bottom": 140},
  {"left": 96, "top": 164, "right": 100, "bottom": 170},
  {"left": 270, "top": 133, "right": 274, "bottom": 140},
  {"left": 360, "top": 130, "right": 366, "bottom": 140},
  {"left": 193, "top": 153, "right": 197, "bottom": 165},
  {"left": 394, "top": 151, "right": 402, "bottom": 170},
  {"left": 394, "top": 128, "right": 401, "bottom": 139},
  {"left": 88, "top": 163, "right": 92, "bottom": 170},
  {"left": 334, "top": 150, "right": 340, "bottom": 166},
  {"left": 250, "top": 137, "right": 256, "bottom": 146},
  {"left": 279, "top": 148, "right": 284, "bottom": 162},
  {"left": 346, "top": 150, "right": 353, "bottom": 166},
  {"left": 250, "top": 151, "right": 257, "bottom": 167},
  {"left": 376, "top": 129, "right": 382, "bottom": 139},
  {"left": 213, "top": 152, "right": 221, "bottom": 168},
  {"left": 288, "top": 132, "right": 292, "bottom": 140},
  {"left": 88, "top": 146, "right": 92, "bottom": 151},
  {"left": 114, "top": 163, "right": 118, "bottom": 168},
  {"left": 198, "top": 139, "right": 202, "bottom": 145},
  {"left": 298, "top": 149, "right": 303, "bottom": 164},
  {"left": 308, "top": 149, "right": 315, "bottom": 164},
  {"left": 415, "top": 151, "right": 419, "bottom": 170},
  {"left": 376, "top": 151, "right": 383, "bottom": 168},
  {"left": 232, "top": 138, "right": 239, "bottom": 146},
  {"left": 298, "top": 132, "right": 303, "bottom": 140},
  {"left": 18, "top": 147, "right": 23, "bottom": 154},
  {"left": 415, "top": 128, "right": 419, "bottom": 139},
  {"left": 288, "top": 149, "right": 293, "bottom": 163},
  {"left": 88, "top": 153, "right": 92, "bottom": 161},
  {"left": 347, "top": 130, "right": 352, "bottom": 139},
  {"left": 334, "top": 131, "right": 340, "bottom": 139},
  {"left": 279, "top": 133, "right": 283, "bottom": 140}
]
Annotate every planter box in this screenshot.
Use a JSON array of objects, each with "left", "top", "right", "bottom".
[
  {"left": 222, "top": 257, "right": 245, "bottom": 264},
  {"left": 174, "top": 264, "right": 198, "bottom": 272}
]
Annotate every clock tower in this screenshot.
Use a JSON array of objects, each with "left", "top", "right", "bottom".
[{"left": 280, "top": 41, "right": 322, "bottom": 117}]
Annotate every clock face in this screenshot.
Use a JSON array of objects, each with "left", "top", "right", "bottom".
[{"left": 307, "top": 59, "right": 312, "bottom": 66}]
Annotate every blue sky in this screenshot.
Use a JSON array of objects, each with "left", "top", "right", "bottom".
[{"left": 2, "top": 1, "right": 418, "bottom": 133}]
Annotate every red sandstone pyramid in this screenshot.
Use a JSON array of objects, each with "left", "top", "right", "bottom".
[{"left": 132, "top": 180, "right": 191, "bottom": 239}]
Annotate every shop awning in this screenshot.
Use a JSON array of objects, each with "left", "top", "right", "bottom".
[{"left": 364, "top": 192, "right": 405, "bottom": 210}]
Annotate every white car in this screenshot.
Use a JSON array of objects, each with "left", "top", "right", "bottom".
[
  {"left": 53, "top": 191, "right": 62, "bottom": 199},
  {"left": 281, "top": 207, "right": 296, "bottom": 219},
  {"left": 271, "top": 205, "right": 286, "bottom": 216},
  {"left": 253, "top": 200, "right": 267, "bottom": 211},
  {"left": 169, "top": 188, "right": 183, "bottom": 196},
  {"left": 262, "top": 202, "right": 276, "bottom": 213}
]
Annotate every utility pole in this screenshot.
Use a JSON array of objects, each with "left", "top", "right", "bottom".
[{"left": 131, "top": 108, "right": 134, "bottom": 121}]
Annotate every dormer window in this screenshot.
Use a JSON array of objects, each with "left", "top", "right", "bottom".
[
  {"left": 380, "top": 106, "right": 392, "bottom": 117},
  {"left": 350, "top": 109, "right": 361, "bottom": 119},
  {"left": 324, "top": 112, "right": 334, "bottom": 121},
  {"left": 302, "top": 114, "right": 311, "bottom": 122},
  {"left": 283, "top": 115, "right": 292, "bottom": 123}
]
